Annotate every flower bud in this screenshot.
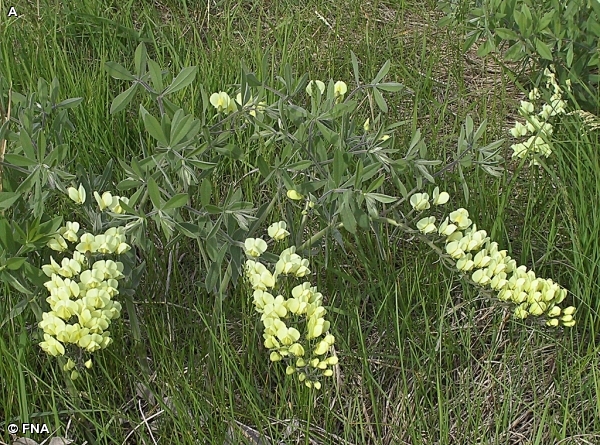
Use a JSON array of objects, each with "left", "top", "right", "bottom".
[
  {"left": 432, "top": 187, "right": 450, "bottom": 205},
  {"left": 63, "top": 358, "right": 76, "bottom": 371},
  {"left": 287, "top": 190, "right": 304, "bottom": 200}
]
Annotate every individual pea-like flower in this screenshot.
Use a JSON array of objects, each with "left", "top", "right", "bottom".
[
  {"left": 109, "top": 196, "right": 129, "bottom": 214},
  {"left": 456, "top": 254, "right": 474, "bottom": 272},
  {"left": 276, "top": 325, "right": 301, "bottom": 346},
  {"left": 334, "top": 81, "right": 347, "bottom": 99},
  {"left": 432, "top": 187, "right": 450, "bottom": 205},
  {"left": 510, "top": 121, "right": 529, "bottom": 137},
  {"left": 288, "top": 343, "right": 305, "bottom": 357},
  {"left": 363, "top": 118, "right": 370, "bottom": 132},
  {"left": 472, "top": 249, "right": 491, "bottom": 268},
  {"left": 409, "top": 193, "right": 430, "bottom": 211},
  {"left": 210, "top": 91, "right": 233, "bottom": 113},
  {"left": 58, "top": 257, "right": 82, "bottom": 278},
  {"left": 524, "top": 116, "right": 551, "bottom": 134},
  {"left": 76, "top": 233, "right": 96, "bottom": 253},
  {"left": 449, "top": 208, "right": 472, "bottom": 230},
  {"left": 528, "top": 87, "right": 540, "bottom": 101},
  {"left": 55, "top": 323, "right": 85, "bottom": 344},
  {"left": 438, "top": 217, "right": 457, "bottom": 236},
  {"left": 42, "top": 257, "right": 63, "bottom": 277},
  {"left": 514, "top": 304, "right": 529, "bottom": 319},
  {"left": 416, "top": 216, "right": 436, "bottom": 234},
  {"left": 270, "top": 351, "right": 283, "bottom": 362},
  {"left": 528, "top": 301, "right": 547, "bottom": 316},
  {"left": 306, "top": 80, "right": 325, "bottom": 96},
  {"left": 261, "top": 294, "right": 288, "bottom": 320},
  {"left": 40, "top": 334, "right": 66, "bottom": 356},
  {"left": 94, "top": 191, "right": 115, "bottom": 211},
  {"left": 314, "top": 334, "right": 335, "bottom": 355},
  {"left": 306, "top": 316, "right": 330, "bottom": 340},
  {"left": 59, "top": 221, "right": 80, "bottom": 243},
  {"left": 268, "top": 221, "right": 290, "bottom": 241},
  {"left": 47, "top": 234, "right": 68, "bottom": 252},
  {"left": 67, "top": 184, "right": 87, "bottom": 204},
  {"left": 248, "top": 268, "right": 276, "bottom": 290},
  {"left": 287, "top": 189, "right": 304, "bottom": 200},
  {"left": 235, "top": 93, "right": 266, "bottom": 117},
  {"left": 94, "top": 234, "right": 119, "bottom": 254},
  {"left": 519, "top": 100, "right": 535, "bottom": 114},
  {"left": 244, "top": 238, "right": 268, "bottom": 257},
  {"left": 92, "top": 259, "right": 124, "bottom": 280},
  {"left": 472, "top": 269, "right": 491, "bottom": 285},
  {"left": 293, "top": 259, "right": 311, "bottom": 277}
]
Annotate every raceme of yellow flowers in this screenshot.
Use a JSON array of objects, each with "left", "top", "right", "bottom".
[
  {"left": 509, "top": 64, "right": 570, "bottom": 166},
  {"left": 412, "top": 188, "right": 575, "bottom": 327},
  {"left": 38, "top": 185, "right": 131, "bottom": 380},
  {"left": 243, "top": 221, "right": 338, "bottom": 390}
]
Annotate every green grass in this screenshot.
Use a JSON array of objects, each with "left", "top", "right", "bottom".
[{"left": 1, "top": 0, "right": 600, "bottom": 443}]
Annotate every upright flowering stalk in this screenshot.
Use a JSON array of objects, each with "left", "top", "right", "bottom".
[
  {"left": 39, "top": 186, "right": 132, "bottom": 379},
  {"left": 243, "top": 221, "right": 338, "bottom": 390},
  {"left": 509, "top": 64, "right": 571, "bottom": 166},
  {"left": 412, "top": 188, "right": 575, "bottom": 327}
]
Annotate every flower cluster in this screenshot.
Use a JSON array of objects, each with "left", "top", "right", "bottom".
[
  {"left": 94, "top": 191, "right": 129, "bottom": 214},
  {"left": 40, "top": 224, "right": 130, "bottom": 379},
  {"left": 209, "top": 91, "right": 266, "bottom": 117},
  {"left": 306, "top": 80, "right": 347, "bottom": 102},
  {"left": 243, "top": 221, "right": 338, "bottom": 390},
  {"left": 67, "top": 185, "right": 129, "bottom": 214},
  {"left": 39, "top": 186, "right": 132, "bottom": 379},
  {"left": 509, "top": 65, "right": 571, "bottom": 165},
  {"left": 412, "top": 190, "right": 575, "bottom": 327}
]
